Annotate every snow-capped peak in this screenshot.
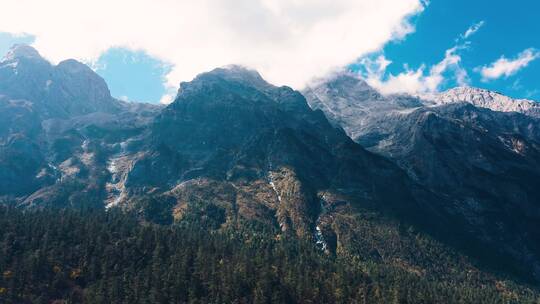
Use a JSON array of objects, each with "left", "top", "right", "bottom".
[{"left": 421, "top": 87, "right": 540, "bottom": 117}]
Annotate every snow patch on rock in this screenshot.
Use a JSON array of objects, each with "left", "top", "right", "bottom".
[
  {"left": 314, "top": 194, "right": 329, "bottom": 252},
  {"left": 268, "top": 172, "right": 282, "bottom": 203},
  {"left": 105, "top": 140, "right": 133, "bottom": 209}
]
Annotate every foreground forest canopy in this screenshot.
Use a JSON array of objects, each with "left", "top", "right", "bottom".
[{"left": 0, "top": 206, "right": 538, "bottom": 304}]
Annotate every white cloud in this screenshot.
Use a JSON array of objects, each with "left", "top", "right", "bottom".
[
  {"left": 362, "top": 45, "right": 468, "bottom": 95},
  {"left": 360, "top": 18, "right": 487, "bottom": 96},
  {"left": 477, "top": 48, "right": 540, "bottom": 81},
  {"left": 462, "top": 21, "right": 484, "bottom": 39},
  {"left": 0, "top": 0, "right": 424, "bottom": 101},
  {"left": 159, "top": 92, "right": 176, "bottom": 105},
  {"left": 359, "top": 19, "right": 495, "bottom": 96}
]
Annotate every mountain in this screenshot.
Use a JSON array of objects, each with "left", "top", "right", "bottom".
[
  {"left": 0, "top": 44, "right": 122, "bottom": 117},
  {"left": 0, "top": 44, "right": 162, "bottom": 205},
  {"left": 114, "top": 65, "right": 437, "bottom": 240},
  {"left": 422, "top": 86, "right": 540, "bottom": 118},
  {"left": 303, "top": 73, "right": 540, "bottom": 282},
  {"left": 1, "top": 53, "right": 436, "bottom": 243},
  {"left": 303, "top": 72, "right": 423, "bottom": 142},
  {"left": 1, "top": 46, "right": 540, "bottom": 302}
]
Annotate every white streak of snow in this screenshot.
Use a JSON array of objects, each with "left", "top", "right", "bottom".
[
  {"left": 314, "top": 196, "right": 329, "bottom": 252},
  {"left": 268, "top": 172, "right": 282, "bottom": 203},
  {"left": 105, "top": 140, "right": 130, "bottom": 209}
]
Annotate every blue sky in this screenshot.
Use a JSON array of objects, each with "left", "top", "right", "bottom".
[
  {"left": 93, "top": 49, "right": 171, "bottom": 103},
  {"left": 372, "top": 0, "right": 540, "bottom": 100},
  {"left": 0, "top": 0, "right": 538, "bottom": 103}
]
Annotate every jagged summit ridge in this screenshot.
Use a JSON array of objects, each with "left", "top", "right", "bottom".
[
  {"left": 307, "top": 71, "right": 540, "bottom": 118},
  {"left": 302, "top": 72, "right": 422, "bottom": 141},
  {"left": 0, "top": 44, "right": 125, "bottom": 116},
  {"left": 422, "top": 86, "right": 540, "bottom": 117},
  {"left": 305, "top": 71, "right": 383, "bottom": 99}
]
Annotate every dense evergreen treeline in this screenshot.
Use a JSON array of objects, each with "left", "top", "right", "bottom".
[{"left": 0, "top": 206, "right": 538, "bottom": 303}]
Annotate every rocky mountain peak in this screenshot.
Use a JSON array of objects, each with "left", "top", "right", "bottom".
[
  {"left": 302, "top": 72, "right": 422, "bottom": 141},
  {"left": 0, "top": 44, "right": 122, "bottom": 118},
  {"left": 56, "top": 59, "right": 95, "bottom": 74},
  {"left": 177, "top": 65, "right": 271, "bottom": 98},
  {"left": 172, "top": 65, "right": 314, "bottom": 118},
  {"left": 158, "top": 66, "right": 321, "bottom": 156},
  {"left": 218, "top": 65, "right": 267, "bottom": 84},
  {"left": 306, "top": 71, "right": 381, "bottom": 99},
  {"left": 422, "top": 86, "right": 540, "bottom": 117},
  {"left": 2, "top": 44, "right": 45, "bottom": 63},
  {"left": 53, "top": 58, "right": 113, "bottom": 104}
]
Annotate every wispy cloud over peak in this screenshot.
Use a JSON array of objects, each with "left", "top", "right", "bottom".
[
  {"left": 360, "top": 45, "right": 468, "bottom": 95},
  {"left": 477, "top": 48, "right": 540, "bottom": 81}
]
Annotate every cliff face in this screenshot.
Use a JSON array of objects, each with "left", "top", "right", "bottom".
[
  {"left": 124, "top": 66, "right": 426, "bottom": 244},
  {"left": 0, "top": 45, "right": 161, "bottom": 206},
  {"left": 303, "top": 73, "right": 540, "bottom": 281}
]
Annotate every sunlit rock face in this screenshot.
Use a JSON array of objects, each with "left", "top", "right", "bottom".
[
  {"left": 422, "top": 86, "right": 540, "bottom": 118},
  {"left": 0, "top": 44, "right": 161, "bottom": 206},
  {"left": 126, "top": 66, "right": 425, "bottom": 242},
  {"left": 303, "top": 74, "right": 540, "bottom": 281}
]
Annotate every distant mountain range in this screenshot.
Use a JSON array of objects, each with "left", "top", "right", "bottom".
[{"left": 1, "top": 44, "right": 539, "bottom": 294}]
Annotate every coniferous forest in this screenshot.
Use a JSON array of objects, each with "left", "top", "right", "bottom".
[{"left": 0, "top": 206, "right": 539, "bottom": 304}]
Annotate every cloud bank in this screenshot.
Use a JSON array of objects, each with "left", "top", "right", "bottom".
[
  {"left": 0, "top": 0, "right": 424, "bottom": 101},
  {"left": 477, "top": 48, "right": 540, "bottom": 81}
]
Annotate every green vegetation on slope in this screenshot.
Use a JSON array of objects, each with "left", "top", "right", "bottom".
[{"left": 0, "top": 206, "right": 538, "bottom": 303}]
